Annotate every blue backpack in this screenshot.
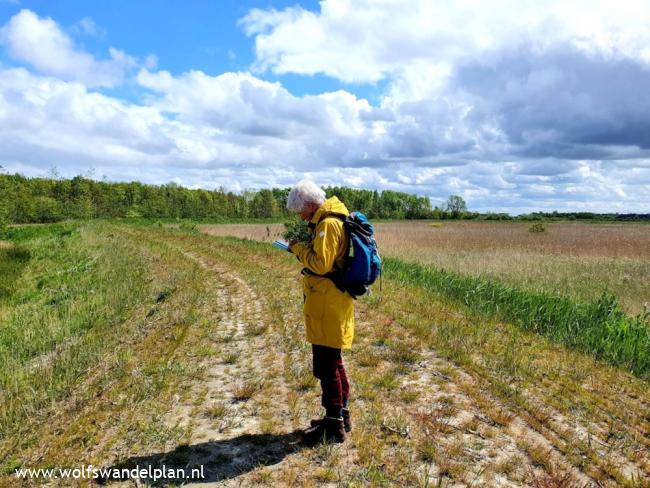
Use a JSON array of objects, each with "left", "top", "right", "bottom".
[{"left": 327, "top": 212, "right": 382, "bottom": 298}]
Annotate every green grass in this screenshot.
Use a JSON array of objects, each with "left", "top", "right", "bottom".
[
  {"left": 383, "top": 257, "right": 650, "bottom": 379},
  {"left": 0, "top": 222, "right": 77, "bottom": 241},
  {"left": 0, "top": 223, "right": 153, "bottom": 437},
  {"left": 3, "top": 223, "right": 647, "bottom": 485},
  {"left": 1, "top": 222, "right": 223, "bottom": 479},
  {"left": 0, "top": 246, "right": 30, "bottom": 301}
]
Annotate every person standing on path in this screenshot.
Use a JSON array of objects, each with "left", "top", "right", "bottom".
[{"left": 286, "top": 180, "right": 354, "bottom": 444}]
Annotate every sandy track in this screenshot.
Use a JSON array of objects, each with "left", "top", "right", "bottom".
[
  {"left": 172, "top": 249, "right": 590, "bottom": 486},
  {"left": 103, "top": 231, "right": 648, "bottom": 487},
  {"left": 154, "top": 248, "right": 298, "bottom": 486}
]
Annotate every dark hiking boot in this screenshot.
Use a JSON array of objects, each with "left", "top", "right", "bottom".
[
  {"left": 303, "top": 416, "right": 345, "bottom": 445},
  {"left": 310, "top": 408, "right": 352, "bottom": 432}
]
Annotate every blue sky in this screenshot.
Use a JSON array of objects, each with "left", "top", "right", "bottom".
[
  {"left": 1, "top": 1, "right": 276, "bottom": 73},
  {"left": 0, "top": 0, "right": 389, "bottom": 100},
  {"left": 0, "top": 1, "right": 354, "bottom": 96},
  {"left": 1, "top": 0, "right": 649, "bottom": 212}
]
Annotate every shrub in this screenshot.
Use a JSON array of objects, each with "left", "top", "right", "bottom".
[
  {"left": 529, "top": 222, "right": 546, "bottom": 233},
  {"left": 282, "top": 216, "right": 311, "bottom": 243},
  {"left": 33, "top": 196, "right": 63, "bottom": 223},
  {"left": 0, "top": 206, "right": 7, "bottom": 238}
]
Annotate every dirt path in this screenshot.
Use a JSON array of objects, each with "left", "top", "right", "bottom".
[
  {"left": 151, "top": 249, "right": 300, "bottom": 486},
  {"left": 103, "top": 230, "right": 648, "bottom": 487}
]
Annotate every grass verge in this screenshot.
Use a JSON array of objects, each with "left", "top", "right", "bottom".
[
  {"left": 0, "top": 222, "right": 209, "bottom": 481},
  {"left": 383, "top": 257, "right": 650, "bottom": 379}
]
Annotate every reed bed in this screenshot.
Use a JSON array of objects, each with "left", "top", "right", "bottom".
[
  {"left": 376, "top": 221, "right": 650, "bottom": 258},
  {"left": 200, "top": 221, "right": 650, "bottom": 314},
  {"left": 375, "top": 221, "right": 650, "bottom": 315}
]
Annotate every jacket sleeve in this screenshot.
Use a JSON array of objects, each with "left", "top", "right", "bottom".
[{"left": 290, "top": 219, "right": 343, "bottom": 275}]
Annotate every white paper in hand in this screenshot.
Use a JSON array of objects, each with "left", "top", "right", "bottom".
[{"left": 273, "top": 239, "right": 290, "bottom": 251}]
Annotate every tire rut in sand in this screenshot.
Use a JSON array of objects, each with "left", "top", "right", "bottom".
[
  {"left": 157, "top": 249, "right": 297, "bottom": 485},
  {"left": 353, "top": 306, "right": 648, "bottom": 487},
  {"left": 169, "top": 242, "right": 608, "bottom": 486}
]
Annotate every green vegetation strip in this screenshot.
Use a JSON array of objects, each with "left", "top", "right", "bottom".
[
  {"left": 0, "top": 223, "right": 152, "bottom": 436},
  {"left": 0, "top": 246, "right": 30, "bottom": 300},
  {"left": 383, "top": 257, "right": 650, "bottom": 379}
]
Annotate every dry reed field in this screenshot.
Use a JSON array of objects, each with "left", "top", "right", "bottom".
[
  {"left": 200, "top": 221, "right": 650, "bottom": 315},
  {"left": 200, "top": 223, "right": 286, "bottom": 241}
]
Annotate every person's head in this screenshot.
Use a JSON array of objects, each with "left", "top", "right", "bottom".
[{"left": 286, "top": 179, "right": 326, "bottom": 221}]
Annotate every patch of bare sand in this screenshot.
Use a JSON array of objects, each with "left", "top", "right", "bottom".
[{"left": 143, "top": 249, "right": 299, "bottom": 486}]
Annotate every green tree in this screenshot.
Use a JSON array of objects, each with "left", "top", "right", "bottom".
[
  {"left": 33, "top": 196, "right": 62, "bottom": 223},
  {"left": 271, "top": 187, "right": 290, "bottom": 216},
  {"left": 0, "top": 174, "right": 505, "bottom": 224},
  {"left": 0, "top": 203, "right": 7, "bottom": 236},
  {"left": 250, "top": 189, "right": 278, "bottom": 218},
  {"left": 445, "top": 195, "right": 467, "bottom": 218}
]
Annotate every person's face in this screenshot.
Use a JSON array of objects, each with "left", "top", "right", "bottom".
[{"left": 299, "top": 202, "right": 318, "bottom": 221}]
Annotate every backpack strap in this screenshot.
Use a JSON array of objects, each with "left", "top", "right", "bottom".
[
  {"left": 301, "top": 267, "right": 352, "bottom": 297},
  {"left": 302, "top": 213, "right": 355, "bottom": 298},
  {"left": 315, "top": 213, "right": 347, "bottom": 225}
]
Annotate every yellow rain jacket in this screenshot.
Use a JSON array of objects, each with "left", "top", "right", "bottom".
[{"left": 289, "top": 197, "right": 355, "bottom": 349}]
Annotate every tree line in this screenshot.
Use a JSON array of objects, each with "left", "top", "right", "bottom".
[
  {"left": 0, "top": 173, "right": 647, "bottom": 226},
  {"left": 0, "top": 174, "right": 439, "bottom": 224}
]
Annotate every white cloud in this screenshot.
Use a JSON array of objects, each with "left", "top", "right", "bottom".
[
  {"left": 0, "top": 4, "right": 649, "bottom": 212},
  {"left": 0, "top": 67, "right": 170, "bottom": 162},
  {"left": 0, "top": 9, "right": 136, "bottom": 87},
  {"left": 241, "top": 0, "right": 650, "bottom": 85},
  {"left": 72, "top": 16, "right": 106, "bottom": 38},
  {"left": 136, "top": 68, "right": 374, "bottom": 146},
  {"left": 1, "top": 63, "right": 648, "bottom": 212}
]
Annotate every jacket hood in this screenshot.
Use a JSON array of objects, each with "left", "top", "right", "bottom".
[{"left": 311, "top": 196, "right": 349, "bottom": 224}]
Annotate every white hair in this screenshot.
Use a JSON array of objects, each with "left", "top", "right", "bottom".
[{"left": 286, "top": 179, "right": 326, "bottom": 212}]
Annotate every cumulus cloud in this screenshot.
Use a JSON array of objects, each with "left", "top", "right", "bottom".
[
  {"left": 241, "top": 0, "right": 650, "bottom": 83},
  {"left": 0, "top": 3, "right": 649, "bottom": 212},
  {"left": 0, "top": 67, "right": 172, "bottom": 164},
  {"left": 240, "top": 0, "right": 650, "bottom": 160},
  {"left": 2, "top": 62, "right": 648, "bottom": 212},
  {"left": 0, "top": 9, "right": 136, "bottom": 87},
  {"left": 135, "top": 68, "right": 383, "bottom": 167},
  {"left": 234, "top": 0, "right": 650, "bottom": 211}
]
